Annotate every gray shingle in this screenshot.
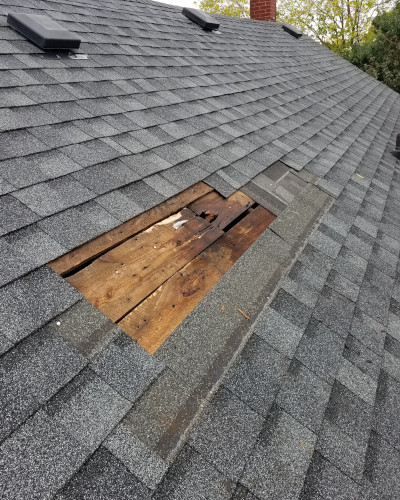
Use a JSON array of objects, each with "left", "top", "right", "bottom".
[
  {"left": 162, "top": 161, "right": 208, "bottom": 189},
  {"left": 0, "top": 129, "right": 48, "bottom": 160},
  {"left": 271, "top": 289, "right": 313, "bottom": 330},
  {"left": 308, "top": 229, "right": 342, "bottom": 259},
  {"left": 383, "top": 350, "right": 400, "bottom": 382},
  {"left": 2, "top": 267, "right": 81, "bottom": 343},
  {"left": 90, "top": 332, "right": 164, "bottom": 403},
  {"left": 120, "top": 367, "right": 192, "bottom": 452},
  {"left": 316, "top": 418, "right": 367, "bottom": 480},
  {"left": 55, "top": 447, "right": 151, "bottom": 500},
  {"left": 325, "top": 381, "right": 373, "bottom": 443},
  {"left": 0, "top": 104, "right": 58, "bottom": 132},
  {"left": 153, "top": 445, "right": 234, "bottom": 500},
  {"left": 189, "top": 387, "right": 263, "bottom": 481},
  {"left": 49, "top": 299, "right": 118, "bottom": 359},
  {"left": 122, "top": 151, "right": 171, "bottom": 177},
  {"left": 241, "top": 406, "right": 317, "bottom": 500},
  {"left": 224, "top": 335, "right": 289, "bottom": 417},
  {"left": 300, "top": 452, "right": 360, "bottom": 500},
  {"left": 72, "top": 159, "right": 140, "bottom": 195},
  {"left": 4, "top": 225, "right": 66, "bottom": 266},
  {"left": 29, "top": 122, "right": 92, "bottom": 148},
  {"left": 0, "top": 238, "right": 36, "bottom": 287},
  {"left": 326, "top": 269, "right": 360, "bottom": 302},
  {"left": 120, "top": 180, "right": 165, "bottom": 210},
  {"left": 299, "top": 244, "right": 334, "bottom": 282},
  {"left": 362, "top": 431, "right": 400, "bottom": 498},
  {"left": 351, "top": 308, "right": 386, "bottom": 354},
  {"left": 0, "top": 150, "right": 82, "bottom": 189},
  {"left": 61, "top": 139, "right": 121, "bottom": 168},
  {"left": 0, "top": 410, "right": 90, "bottom": 500},
  {"left": 0, "top": 194, "right": 39, "bottom": 232},
  {"left": 205, "top": 172, "right": 237, "bottom": 198},
  {"left": 276, "top": 359, "right": 332, "bottom": 433},
  {"left": 253, "top": 307, "right": 304, "bottom": 357},
  {"left": 13, "top": 176, "right": 96, "bottom": 217},
  {"left": 0, "top": 2, "right": 399, "bottom": 498},
  {"left": 144, "top": 173, "right": 180, "bottom": 197},
  {"left": 373, "top": 371, "right": 400, "bottom": 451},
  {"left": 312, "top": 286, "right": 356, "bottom": 336},
  {"left": 295, "top": 319, "right": 344, "bottom": 384},
  {"left": 104, "top": 425, "right": 168, "bottom": 490},
  {"left": 231, "top": 485, "right": 258, "bottom": 500},
  {"left": 96, "top": 189, "right": 143, "bottom": 222},
  {"left": 343, "top": 334, "right": 381, "bottom": 380},
  {"left": 281, "top": 276, "right": 321, "bottom": 308},
  {"left": 39, "top": 201, "right": 120, "bottom": 249},
  {"left": 45, "top": 368, "right": 131, "bottom": 451},
  {"left": 0, "top": 327, "right": 86, "bottom": 441},
  {"left": 288, "top": 260, "right": 326, "bottom": 293}
]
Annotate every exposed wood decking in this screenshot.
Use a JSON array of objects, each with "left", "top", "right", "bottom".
[{"left": 50, "top": 183, "right": 276, "bottom": 353}]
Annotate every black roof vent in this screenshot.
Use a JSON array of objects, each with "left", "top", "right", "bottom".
[
  {"left": 7, "top": 12, "right": 81, "bottom": 50},
  {"left": 282, "top": 23, "right": 303, "bottom": 38},
  {"left": 182, "top": 8, "right": 220, "bottom": 31},
  {"left": 392, "top": 134, "right": 400, "bottom": 159}
]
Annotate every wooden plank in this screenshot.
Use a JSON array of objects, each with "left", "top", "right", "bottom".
[
  {"left": 119, "top": 205, "right": 275, "bottom": 353},
  {"left": 119, "top": 254, "right": 223, "bottom": 353},
  {"left": 67, "top": 208, "right": 224, "bottom": 322},
  {"left": 49, "top": 181, "right": 213, "bottom": 276},
  {"left": 203, "top": 205, "right": 276, "bottom": 274},
  {"left": 188, "top": 190, "right": 255, "bottom": 230}
]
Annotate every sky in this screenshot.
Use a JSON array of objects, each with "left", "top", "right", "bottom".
[{"left": 153, "top": 0, "right": 197, "bottom": 8}]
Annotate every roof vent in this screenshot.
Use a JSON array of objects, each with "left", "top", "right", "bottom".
[
  {"left": 182, "top": 8, "right": 220, "bottom": 31},
  {"left": 392, "top": 134, "right": 400, "bottom": 159},
  {"left": 7, "top": 12, "right": 81, "bottom": 50},
  {"left": 282, "top": 23, "right": 303, "bottom": 38}
]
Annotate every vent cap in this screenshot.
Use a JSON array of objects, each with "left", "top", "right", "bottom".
[
  {"left": 7, "top": 12, "right": 81, "bottom": 50},
  {"left": 282, "top": 23, "right": 303, "bottom": 38},
  {"left": 182, "top": 8, "right": 220, "bottom": 30}
]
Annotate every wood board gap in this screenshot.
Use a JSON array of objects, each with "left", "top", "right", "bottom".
[{"left": 52, "top": 186, "right": 276, "bottom": 354}]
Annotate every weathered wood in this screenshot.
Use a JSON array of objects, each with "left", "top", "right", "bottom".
[
  {"left": 119, "top": 205, "right": 275, "bottom": 353},
  {"left": 203, "top": 205, "right": 276, "bottom": 274},
  {"left": 188, "top": 190, "right": 255, "bottom": 230},
  {"left": 49, "top": 182, "right": 213, "bottom": 276},
  {"left": 119, "top": 254, "right": 223, "bottom": 353},
  {"left": 67, "top": 208, "right": 224, "bottom": 322}
]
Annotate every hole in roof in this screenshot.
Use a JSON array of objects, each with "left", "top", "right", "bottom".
[
  {"left": 49, "top": 183, "right": 275, "bottom": 355},
  {"left": 7, "top": 12, "right": 81, "bottom": 50}
]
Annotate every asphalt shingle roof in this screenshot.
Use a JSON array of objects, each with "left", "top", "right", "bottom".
[{"left": 1, "top": 0, "right": 400, "bottom": 498}]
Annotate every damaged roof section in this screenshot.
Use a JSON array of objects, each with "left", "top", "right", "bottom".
[{"left": 1, "top": 0, "right": 400, "bottom": 498}]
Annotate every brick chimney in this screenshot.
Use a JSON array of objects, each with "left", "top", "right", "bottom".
[{"left": 250, "top": 0, "right": 276, "bottom": 21}]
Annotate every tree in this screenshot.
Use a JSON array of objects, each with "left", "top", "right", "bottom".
[
  {"left": 276, "top": 0, "right": 394, "bottom": 55},
  {"left": 194, "top": 0, "right": 249, "bottom": 18},
  {"left": 346, "top": 2, "right": 400, "bottom": 92}
]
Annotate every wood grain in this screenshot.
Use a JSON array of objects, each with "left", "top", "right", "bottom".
[
  {"left": 49, "top": 182, "right": 213, "bottom": 276},
  {"left": 67, "top": 208, "right": 224, "bottom": 322},
  {"left": 119, "top": 205, "right": 275, "bottom": 353},
  {"left": 188, "top": 190, "right": 254, "bottom": 230}
]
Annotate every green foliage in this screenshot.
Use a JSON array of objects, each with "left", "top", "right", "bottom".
[
  {"left": 346, "top": 2, "right": 400, "bottom": 92},
  {"left": 195, "top": 0, "right": 400, "bottom": 93},
  {"left": 194, "top": 0, "right": 249, "bottom": 18},
  {"left": 276, "top": 0, "right": 394, "bottom": 55}
]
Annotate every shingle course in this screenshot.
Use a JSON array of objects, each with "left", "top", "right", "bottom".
[{"left": 0, "top": 1, "right": 400, "bottom": 497}]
